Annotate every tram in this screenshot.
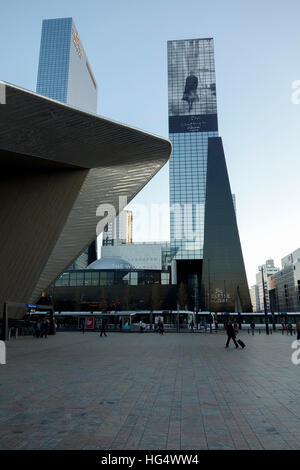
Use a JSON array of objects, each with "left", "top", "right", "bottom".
[
  {"left": 25, "top": 310, "right": 195, "bottom": 331},
  {"left": 24, "top": 310, "right": 300, "bottom": 331}
]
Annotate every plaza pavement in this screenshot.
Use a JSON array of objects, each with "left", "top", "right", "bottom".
[{"left": 1, "top": 329, "right": 300, "bottom": 450}]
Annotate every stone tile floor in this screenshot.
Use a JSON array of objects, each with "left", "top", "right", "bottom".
[{"left": 1, "top": 330, "right": 300, "bottom": 450}]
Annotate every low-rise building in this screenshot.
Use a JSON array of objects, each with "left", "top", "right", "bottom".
[{"left": 271, "top": 249, "right": 300, "bottom": 312}]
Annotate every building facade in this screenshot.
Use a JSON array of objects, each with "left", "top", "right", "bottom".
[
  {"left": 37, "top": 17, "right": 97, "bottom": 113},
  {"left": 37, "top": 17, "right": 99, "bottom": 269},
  {"left": 0, "top": 82, "right": 171, "bottom": 319},
  {"left": 100, "top": 242, "right": 171, "bottom": 271},
  {"left": 255, "top": 259, "right": 280, "bottom": 312},
  {"left": 271, "top": 249, "right": 300, "bottom": 312},
  {"left": 168, "top": 38, "right": 218, "bottom": 265},
  {"left": 102, "top": 211, "right": 133, "bottom": 246},
  {"left": 250, "top": 285, "right": 259, "bottom": 312},
  {"left": 168, "top": 38, "right": 251, "bottom": 312}
]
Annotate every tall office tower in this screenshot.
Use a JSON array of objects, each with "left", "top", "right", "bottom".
[
  {"left": 168, "top": 38, "right": 251, "bottom": 312},
  {"left": 102, "top": 211, "right": 133, "bottom": 246},
  {"left": 255, "top": 259, "right": 279, "bottom": 312},
  {"left": 37, "top": 17, "right": 98, "bottom": 269},
  {"left": 37, "top": 17, "right": 97, "bottom": 113}
]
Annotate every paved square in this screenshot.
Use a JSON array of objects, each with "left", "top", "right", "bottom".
[{"left": 1, "top": 330, "right": 300, "bottom": 450}]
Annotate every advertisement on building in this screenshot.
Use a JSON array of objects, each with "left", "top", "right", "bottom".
[{"left": 168, "top": 38, "right": 218, "bottom": 133}]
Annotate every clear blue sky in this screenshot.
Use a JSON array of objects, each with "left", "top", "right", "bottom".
[{"left": 2, "top": 0, "right": 300, "bottom": 286}]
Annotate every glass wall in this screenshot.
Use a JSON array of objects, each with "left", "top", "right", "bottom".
[
  {"left": 168, "top": 38, "right": 218, "bottom": 260},
  {"left": 55, "top": 270, "right": 170, "bottom": 287}
]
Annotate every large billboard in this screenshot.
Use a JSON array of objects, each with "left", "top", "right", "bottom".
[{"left": 168, "top": 38, "right": 218, "bottom": 133}]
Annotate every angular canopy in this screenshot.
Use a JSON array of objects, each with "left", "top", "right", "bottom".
[{"left": 0, "top": 82, "right": 171, "bottom": 316}]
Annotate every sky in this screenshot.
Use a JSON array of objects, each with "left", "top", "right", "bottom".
[{"left": 2, "top": 0, "right": 300, "bottom": 287}]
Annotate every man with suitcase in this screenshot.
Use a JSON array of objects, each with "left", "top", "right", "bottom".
[
  {"left": 225, "top": 320, "right": 245, "bottom": 348},
  {"left": 235, "top": 322, "right": 246, "bottom": 349}
]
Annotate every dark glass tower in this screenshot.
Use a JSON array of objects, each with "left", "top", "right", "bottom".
[
  {"left": 201, "top": 138, "right": 252, "bottom": 312},
  {"left": 168, "top": 38, "right": 251, "bottom": 312}
]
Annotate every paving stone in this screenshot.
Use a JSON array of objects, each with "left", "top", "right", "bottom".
[{"left": 1, "top": 331, "right": 300, "bottom": 450}]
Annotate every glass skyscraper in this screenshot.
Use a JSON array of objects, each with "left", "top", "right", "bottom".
[
  {"left": 168, "top": 38, "right": 218, "bottom": 262},
  {"left": 37, "top": 17, "right": 98, "bottom": 269},
  {"left": 37, "top": 17, "right": 97, "bottom": 114},
  {"left": 168, "top": 38, "right": 251, "bottom": 312}
]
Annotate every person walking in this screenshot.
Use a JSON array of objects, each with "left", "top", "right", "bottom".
[
  {"left": 250, "top": 320, "right": 255, "bottom": 336},
  {"left": 39, "top": 319, "right": 46, "bottom": 338},
  {"left": 287, "top": 322, "right": 293, "bottom": 336},
  {"left": 225, "top": 320, "right": 239, "bottom": 348},
  {"left": 100, "top": 319, "right": 107, "bottom": 337},
  {"left": 35, "top": 319, "right": 42, "bottom": 338},
  {"left": 158, "top": 320, "right": 164, "bottom": 335},
  {"left": 296, "top": 320, "right": 300, "bottom": 340},
  {"left": 190, "top": 319, "right": 195, "bottom": 332},
  {"left": 41, "top": 319, "right": 49, "bottom": 339}
]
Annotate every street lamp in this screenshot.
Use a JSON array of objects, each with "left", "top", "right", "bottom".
[{"left": 259, "top": 266, "right": 269, "bottom": 335}]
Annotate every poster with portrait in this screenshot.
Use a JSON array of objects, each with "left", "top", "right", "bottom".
[{"left": 168, "top": 38, "right": 218, "bottom": 133}]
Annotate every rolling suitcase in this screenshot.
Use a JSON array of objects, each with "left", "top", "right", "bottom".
[{"left": 237, "top": 339, "right": 246, "bottom": 348}]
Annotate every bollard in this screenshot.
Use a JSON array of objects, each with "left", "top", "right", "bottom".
[{"left": 0, "top": 340, "right": 6, "bottom": 365}]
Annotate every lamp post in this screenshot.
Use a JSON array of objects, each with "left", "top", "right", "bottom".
[
  {"left": 260, "top": 266, "right": 269, "bottom": 335},
  {"left": 193, "top": 275, "right": 199, "bottom": 331}
]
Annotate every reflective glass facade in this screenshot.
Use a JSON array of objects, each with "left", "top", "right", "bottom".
[
  {"left": 36, "top": 17, "right": 99, "bottom": 271},
  {"left": 55, "top": 270, "right": 170, "bottom": 287},
  {"left": 201, "top": 138, "right": 252, "bottom": 312},
  {"left": 168, "top": 38, "right": 218, "bottom": 260},
  {"left": 37, "top": 18, "right": 72, "bottom": 103},
  {"left": 36, "top": 17, "right": 98, "bottom": 113}
]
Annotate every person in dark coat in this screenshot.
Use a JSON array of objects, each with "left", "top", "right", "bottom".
[
  {"left": 40, "top": 319, "right": 49, "bottom": 339},
  {"left": 287, "top": 322, "right": 293, "bottom": 336},
  {"left": 100, "top": 319, "right": 107, "bottom": 337},
  {"left": 35, "top": 319, "right": 42, "bottom": 338},
  {"left": 225, "top": 320, "right": 239, "bottom": 348},
  {"left": 182, "top": 72, "right": 199, "bottom": 112},
  {"left": 158, "top": 320, "right": 164, "bottom": 335},
  {"left": 296, "top": 320, "right": 300, "bottom": 340}
]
